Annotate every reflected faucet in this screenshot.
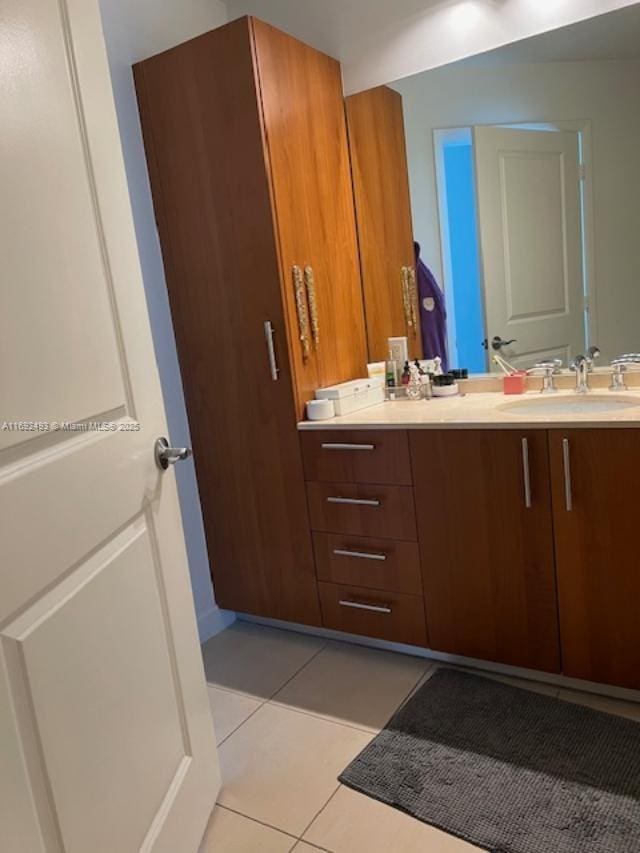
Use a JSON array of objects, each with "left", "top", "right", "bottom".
[{"left": 572, "top": 355, "right": 590, "bottom": 394}]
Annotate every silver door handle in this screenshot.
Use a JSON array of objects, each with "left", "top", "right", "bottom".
[
  {"left": 562, "top": 438, "right": 573, "bottom": 511},
  {"left": 339, "top": 600, "right": 392, "bottom": 614},
  {"left": 333, "top": 548, "right": 387, "bottom": 562},
  {"left": 326, "top": 497, "right": 381, "bottom": 507},
  {"left": 264, "top": 320, "right": 280, "bottom": 381},
  {"left": 522, "top": 437, "right": 532, "bottom": 509},
  {"left": 321, "top": 443, "right": 375, "bottom": 451},
  {"left": 155, "top": 437, "right": 192, "bottom": 471}
]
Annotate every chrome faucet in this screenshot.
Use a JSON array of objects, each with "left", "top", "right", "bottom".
[
  {"left": 527, "top": 359, "right": 562, "bottom": 394},
  {"left": 610, "top": 354, "right": 640, "bottom": 391},
  {"left": 572, "top": 354, "right": 590, "bottom": 394}
]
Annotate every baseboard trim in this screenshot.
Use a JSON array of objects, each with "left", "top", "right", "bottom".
[
  {"left": 197, "top": 605, "right": 236, "bottom": 644},
  {"left": 239, "top": 613, "right": 640, "bottom": 705}
]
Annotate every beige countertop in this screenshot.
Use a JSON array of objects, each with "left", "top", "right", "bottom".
[{"left": 298, "top": 390, "right": 640, "bottom": 431}]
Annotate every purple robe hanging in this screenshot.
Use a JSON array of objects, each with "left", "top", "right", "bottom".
[{"left": 415, "top": 242, "right": 448, "bottom": 372}]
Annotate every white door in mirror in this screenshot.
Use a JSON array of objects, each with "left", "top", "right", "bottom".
[
  {"left": 474, "top": 126, "right": 585, "bottom": 371},
  {"left": 0, "top": 2, "right": 219, "bottom": 851}
]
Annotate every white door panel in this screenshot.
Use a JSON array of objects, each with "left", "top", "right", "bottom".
[
  {"left": 474, "top": 126, "right": 585, "bottom": 369},
  {"left": 0, "top": 1, "right": 220, "bottom": 851}
]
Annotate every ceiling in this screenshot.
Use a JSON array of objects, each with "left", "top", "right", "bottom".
[{"left": 459, "top": 5, "right": 640, "bottom": 67}]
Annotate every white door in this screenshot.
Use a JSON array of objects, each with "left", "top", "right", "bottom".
[
  {"left": 0, "top": 2, "right": 220, "bottom": 852},
  {"left": 474, "top": 126, "right": 585, "bottom": 370}
]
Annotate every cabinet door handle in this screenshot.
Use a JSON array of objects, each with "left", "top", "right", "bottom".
[
  {"left": 339, "top": 600, "right": 392, "bottom": 614},
  {"left": 326, "top": 496, "right": 381, "bottom": 507},
  {"left": 292, "top": 265, "right": 311, "bottom": 361},
  {"left": 333, "top": 548, "right": 387, "bottom": 562},
  {"left": 321, "top": 443, "right": 375, "bottom": 452},
  {"left": 521, "top": 437, "right": 532, "bottom": 509},
  {"left": 562, "top": 438, "right": 573, "bottom": 511},
  {"left": 304, "top": 266, "right": 320, "bottom": 348},
  {"left": 263, "top": 321, "right": 280, "bottom": 382}
]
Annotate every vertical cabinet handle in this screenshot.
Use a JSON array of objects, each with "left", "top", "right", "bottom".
[
  {"left": 521, "top": 437, "right": 532, "bottom": 509},
  {"left": 292, "top": 265, "right": 311, "bottom": 362},
  {"left": 562, "top": 438, "right": 573, "bottom": 511},
  {"left": 264, "top": 321, "right": 280, "bottom": 381},
  {"left": 304, "top": 266, "right": 320, "bottom": 348}
]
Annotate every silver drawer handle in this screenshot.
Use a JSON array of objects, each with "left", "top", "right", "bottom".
[
  {"left": 326, "top": 497, "right": 381, "bottom": 507},
  {"left": 562, "top": 438, "right": 573, "bottom": 512},
  {"left": 321, "top": 443, "right": 375, "bottom": 451},
  {"left": 339, "top": 600, "right": 392, "bottom": 615},
  {"left": 333, "top": 548, "right": 387, "bottom": 562}
]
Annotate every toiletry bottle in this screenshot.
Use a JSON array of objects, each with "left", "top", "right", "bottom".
[
  {"left": 401, "top": 361, "right": 410, "bottom": 386},
  {"left": 385, "top": 353, "right": 399, "bottom": 389},
  {"left": 407, "top": 363, "right": 423, "bottom": 400}
]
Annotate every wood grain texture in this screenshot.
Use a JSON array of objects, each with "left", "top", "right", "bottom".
[
  {"left": 345, "top": 86, "right": 421, "bottom": 362},
  {"left": 313, "top": 532, "right": 423, "bottom": 595},
  {"left": 318, "top": 582, "right": 428, "bottom": 647},
  {"left": 300, "top": 429, "right": 412, "bottom": 485},
  {"left": 253, "top": 19, "right": 368, "bottom": 400},
  {"left": 134, "top": 18, "right": 320, "bottom": 625},
  {"left": 306, "top": 481, "right": 418, "bottom": 541},
  {"left": 550, "top": 429, "right": 640, "bottom": 689},
  {"left": 411, "top": 430, "right": 560, "bottom": 673}
]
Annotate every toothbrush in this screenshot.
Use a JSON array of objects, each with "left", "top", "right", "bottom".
[{"left": 493, "top": 354, "right": 519, "bottom": 375}]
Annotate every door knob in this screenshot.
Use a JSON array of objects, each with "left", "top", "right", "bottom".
[
  {"left": 155, "top": 437, "right": 192, "bottom": 471},
  {"left": 491, "top": 336, "right": 517, "bottom": 351}
]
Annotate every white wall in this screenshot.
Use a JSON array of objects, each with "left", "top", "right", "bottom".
[
  {"left": 97, "top": 0, "right": 235, "bottom": 642},
  {"left": 223, "top": 0, "right": 640, "bottom": 93},
  {"left": 395, "top": 58, "right": 640, "bottom": 361}
]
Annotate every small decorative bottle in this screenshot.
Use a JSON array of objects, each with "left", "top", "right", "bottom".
[{"left": 407, "top": 362, "right": 423, "bottom": 400}]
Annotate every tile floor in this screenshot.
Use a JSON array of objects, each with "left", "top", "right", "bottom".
[{"left": 199, "top": 621, "right": 640, "bottom": 853}]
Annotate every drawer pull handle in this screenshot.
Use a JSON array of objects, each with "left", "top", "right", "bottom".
[
  {"left": 326, "top": 497, "right": 381, "bottom": 507},
  {"left": 333, "top": 548, "right": 387, "bottom": 562},
  {"left": 321, "top": 443, "right": 376, "bottom": 451},
  {"left": 339, "top": 600, "right": 392, "bottom": 615}
]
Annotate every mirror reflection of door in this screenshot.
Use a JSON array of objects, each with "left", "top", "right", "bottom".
[{"left": 435, "top": 124, "right": 588, "bottom": 373}]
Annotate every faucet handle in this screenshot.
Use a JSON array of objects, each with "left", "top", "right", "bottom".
[{"left": 533, "top": 358, "right": 563, "bottom": 374}]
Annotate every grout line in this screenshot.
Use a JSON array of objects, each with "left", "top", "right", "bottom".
[
  {"left": 296, "top": 783, "right": 342, "bottom": 849},
  {"left": 216, "top": 697, "right": 267, "bottom": 748},
  {"left": 215, "top": 804, "right": 299, "bottom": 842},
  {"left": 267, "top": 641, "right": 329, "bottom": 702},
  {"left": 265, "top": 699, "right": 379, "bottom": 737}
]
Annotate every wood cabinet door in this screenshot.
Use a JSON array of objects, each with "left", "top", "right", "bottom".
[
  {"left": 411, "top": 430, "right": 560, "bottom": 672},
  {"left": 253, "top": 19, "right": 367, "bottom": 404},
  {"left": 550, "top": 429, "right": 640, "bottom": 689},
  {"left": 346, "top": 86, "right": 421, "bottom": 362},
  {"left": 135, "top": 19, "right": 321, "bottom": 627}
]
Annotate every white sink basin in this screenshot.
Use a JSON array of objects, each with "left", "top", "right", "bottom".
[{"left": 499, "top": 394, "right": 640, "bottom": 417}]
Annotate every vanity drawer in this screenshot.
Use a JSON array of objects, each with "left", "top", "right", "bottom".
[
  {"left": 306, "top": 482, "right": 417, "bottom": 541},
  {"left": 318, "top": 582, "right": 428, "bottom": 647},
  {"left": 300, "top": 430, "right": 412, "bottom": 485},
  {"left": 313, "top": 532, "right": 423, "bottom": 595}
]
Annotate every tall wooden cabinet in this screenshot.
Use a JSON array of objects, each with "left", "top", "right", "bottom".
[
  {"left": 550, "top": 429, "right": 640, "bottom": 690},
  {"left": 134, "top": 17, "right": 366, "bottom": 623},
  {"left": 411, "top": 430, "right": 561, "bottom": 673},
  {"left": 346, "top": 86, "right": 421, "bottom": 361}
]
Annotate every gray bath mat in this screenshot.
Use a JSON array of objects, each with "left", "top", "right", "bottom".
[{"left": 339, "top": 668, "right": 640, "bottom": 853}]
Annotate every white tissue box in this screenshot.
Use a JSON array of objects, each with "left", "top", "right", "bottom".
[{"left": 315, "top": 377, "right": 385, "bottom": 416}]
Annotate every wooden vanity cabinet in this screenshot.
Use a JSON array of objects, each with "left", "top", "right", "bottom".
[
  {"left": 549, "top": 429, "right": 640, "bottom": 690},
  {"left": 134, "top": 17, "right": 367, "bottom": 624},
  {"left": 411, "top": 430, "right": 561, "bottom": 673},
  {"left": 345, "top": 86, "right": 421, "bottom": 362}
]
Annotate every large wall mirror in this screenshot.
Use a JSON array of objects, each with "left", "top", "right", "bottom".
[{"left": 349, "top": 5, "right": 640, "bottom": 374}]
